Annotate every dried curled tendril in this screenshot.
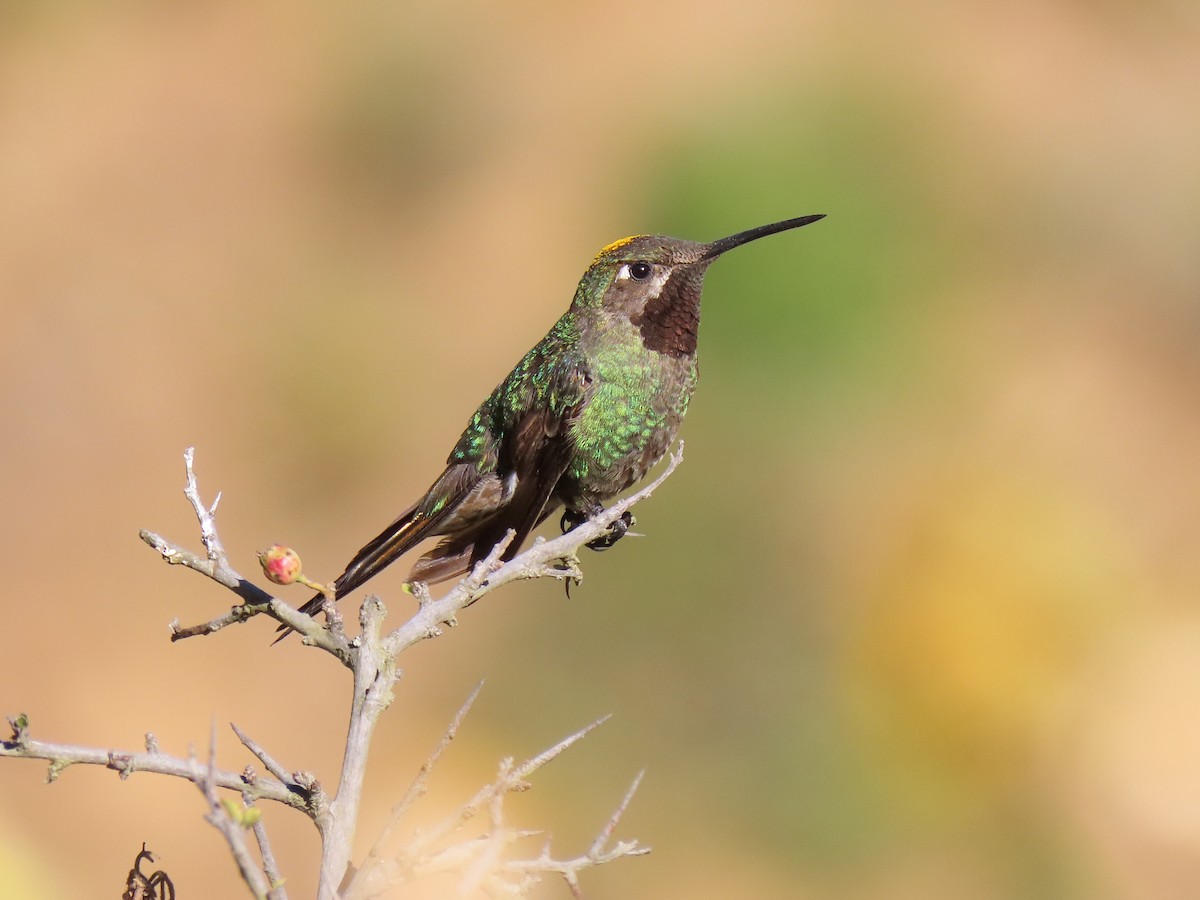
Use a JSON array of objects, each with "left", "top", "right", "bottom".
[{"left": 122, "top": 843, "right": 176, "bottom": 900}]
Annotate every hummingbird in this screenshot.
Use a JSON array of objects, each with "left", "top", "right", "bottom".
[{"left": 277, "top": 215, "right": 824, "bottom": 640}]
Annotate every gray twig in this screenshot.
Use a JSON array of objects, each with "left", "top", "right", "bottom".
[
  {"left": 366, "top": 680, "right": 484, "bottom": 864},
  {"left": 345, "top": 714, "right": 649, "bottom": 898},
  {"left": 248, "top": 796, "right": 286, "bottom": 898},
  {"left": 0, "top": 715, "right": 306, "bottom": 813},
  {"left": 192, "top": 722, "right": 282, "bottom": 899},
  {"left": 139, "top": 448, "right": 354, "bottom": 666},
  {"left": 231, "top": 723, "right": 294, "bottom": 787}
]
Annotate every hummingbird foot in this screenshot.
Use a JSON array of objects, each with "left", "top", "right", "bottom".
[
  {"left": 560, "top": 508, "right": 588, "bottom": 534},
  {"left": 589, "top": 510, "right": 635, "bottom": 551},
  {"left": 559, "top": 509, "right": 636, "bottom": 552}
]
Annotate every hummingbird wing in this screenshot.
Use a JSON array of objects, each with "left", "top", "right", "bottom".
[
  {"left": 407, "top": 349, "right": 592, "bottom": 583},
  {"left": 328, "top": 462, "right": 484, "bottom": 597},
  {"left": 276, "top": 344, "right": 591, "bottom": 640}
]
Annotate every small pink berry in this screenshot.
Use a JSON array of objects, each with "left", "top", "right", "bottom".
[{"left": 258, "top": 544, "right": 302, "bottom": 586}]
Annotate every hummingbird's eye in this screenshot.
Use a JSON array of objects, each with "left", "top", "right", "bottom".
[{"left": 628, "top": 262, "right": 652, "bottom": 281}]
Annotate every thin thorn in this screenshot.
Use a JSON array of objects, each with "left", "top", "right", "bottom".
[
  {"left": 513, "top": 714, "right": 612, "bottom": 780},
  {"left": 589, "top": 769, "right": 645, "bottom": 857}
]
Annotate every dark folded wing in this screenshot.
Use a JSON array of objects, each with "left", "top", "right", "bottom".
[{"left": 331, "top": 462, "right": 481, "bottom": 597}]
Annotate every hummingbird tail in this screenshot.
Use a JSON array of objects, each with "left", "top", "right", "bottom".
[
  {"left": 270, "top": 589, "right": 330, "bottom": 645},
  {"left": 271, "top": 464, "right": 480, "bottom": 644},
  {"left": 272, "top": 509, "right": 430, "bottom": 644}
]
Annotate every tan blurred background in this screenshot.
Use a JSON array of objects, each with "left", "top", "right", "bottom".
[{"left": 2, "top": 1, "right": 1200, "bottom": 897}]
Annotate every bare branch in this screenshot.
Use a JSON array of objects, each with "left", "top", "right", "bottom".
[
  {"left": 345, "top": 713, "right": 644, "bottom": 898},
  {"left": 129, "top": 444, "right": 665, "bottom": 897},
  {"left": 142, "top": 443, "right": 683, "bottom": 668},
  {"left": 315, "top": 594, "right": 400, "bottom": 900},
  {"left": 352, "top": 681, "right": 484, "bottom": 896},
  {"left": 192, "top": 723, "right": 280, "bottom": 899},
  {"left": 307, "top": 448, "right": 679, "bottom": 898},
  {"left": 511, "top": 714, "right": 612, "bottom": 783},
  {"left": 481, "top": 771, "right": 650, "bottom": 897},
  {"left": 0, "top": 715, "right": 308, "bottom": 814},
  {"left": 248, "top": 797, "right": 286, "bottom": 898},
  {"left": 231, "top": 723, "right": 294, "bottom": 788},
  {"left": 380, "top": 442, "right": 684, "bottom": 659},
  {"left": 184, "top": 446, "right": 225, "bottom": 561},
  {"left": 592, "top": 767, "right": 645, "bottom": 853},
  {"left": 139, "top": 450, "right": 354, "bottom": 666},
  {"left": 382, "top": 681, "right": 484, "bottom": 835},
  {"left": 424, "top": 714, "right": 611, "bottom": 852},
  {"left": 502, "top": 832, "right": 650, "bottom": 899}
]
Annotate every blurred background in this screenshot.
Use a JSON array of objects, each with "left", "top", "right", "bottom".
[{"left": 2, "top": 1, "right": 1199, "bottom": 897}]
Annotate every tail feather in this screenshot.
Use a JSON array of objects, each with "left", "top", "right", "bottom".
[
  {"left": 272, "top": 463, "right": 480, "bottom": 643},
  {"left": 271, "top": 508, "right": 431, "bottom": 643},
  {"left": 330, "top": 509, "right": 428, "bottom": 598}
]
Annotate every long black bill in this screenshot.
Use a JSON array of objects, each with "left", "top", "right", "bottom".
[{"left": 702, "top": 214, "right": 826, "bottom": 260}]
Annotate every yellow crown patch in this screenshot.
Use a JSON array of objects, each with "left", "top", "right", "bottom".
[{"left": 592, "top": 234, "right": 646, "bottom": 264}]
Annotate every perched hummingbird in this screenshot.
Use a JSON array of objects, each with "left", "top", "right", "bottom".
[{"left": 278, "top": 215, "right": 824, "bottom": 638}]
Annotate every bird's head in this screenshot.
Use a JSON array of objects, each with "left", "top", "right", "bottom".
[{"left": 572, "top": 215, "right": 825, "bottom": 357}]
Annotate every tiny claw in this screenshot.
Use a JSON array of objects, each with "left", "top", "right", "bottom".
[
  {"left": 564, "top": 564, "right": 583, "bottom": 600},
  {"left": 553, "top": 552, "right": 583, "bottom": 598},
  {"left": 585, "top": 511, "right": 634, "bottom": 552},
  {"left": 560, "top": 508, "right": 588, "bottom": 534}
]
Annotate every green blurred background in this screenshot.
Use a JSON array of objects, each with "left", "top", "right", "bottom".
[{"left": 3, "top": 1, "right": 1200, "bottom": 897}]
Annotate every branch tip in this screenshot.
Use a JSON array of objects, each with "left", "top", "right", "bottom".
[
  {"left": 589, "top": 769, "right": 645, "bottom": 857},
  {"left": 513, "top": 713, "right": 612, "bottom": 781}
]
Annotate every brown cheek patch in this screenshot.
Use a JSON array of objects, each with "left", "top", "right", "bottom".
[{"left": 631, "top": 269, "right": 701, "bottom": 358}]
